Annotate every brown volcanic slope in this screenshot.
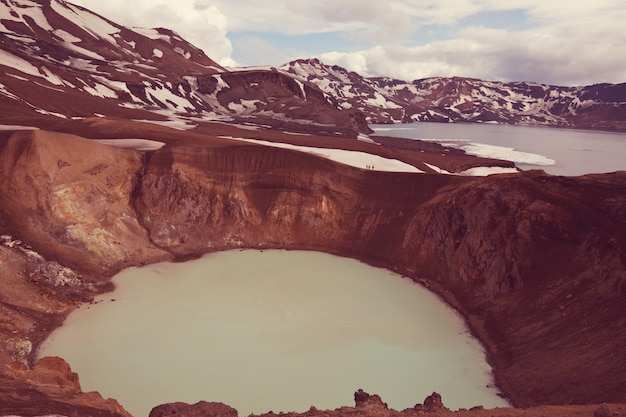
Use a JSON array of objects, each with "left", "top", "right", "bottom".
[{"left": 0, "top": 124, "right": 624, "bottom": 416}]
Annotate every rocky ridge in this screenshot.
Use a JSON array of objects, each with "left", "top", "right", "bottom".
[
  {"left": 280, "top": 58, "right": 626, "bottom": 131},
  {"left": 152, "top": 390, "right": 626, "bottom": 417}
]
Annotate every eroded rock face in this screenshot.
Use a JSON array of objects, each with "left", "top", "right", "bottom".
[
  {"left": 0, "top": 130, "right": 170, "bottom": 278},
  {"left": 354, "top": 389, "right": 388, "bottom": 409},
  {"left": 134, "top": 142, "right": 374, "bottom": 255},
  {"left": 0, "top": 356, "right": 131, "bottom": 417},
  {"left": 0, "top": 129, "right": 625, "bottom": 414}
]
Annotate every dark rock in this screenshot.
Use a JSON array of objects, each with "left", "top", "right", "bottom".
[
  {"left": 29, "top": 356, "right": 81, "bottom": 394},
  {"left": 424, "top": 392, "right": 446, "bottom": 412},
  {"left": 413, "top": 392, "right": 448, "bottom": 413},
  {"left": 354, "top": 389, "right": 388, "bottom": 409},
  {"left": 0, "top": 356, "right": 131, "bottom": 417},
  {"left": 149, "top": 401, "right": 238, "bottom": 417},
  {"left": 594, "top": 403, "right": 613, "bottom": 417}
]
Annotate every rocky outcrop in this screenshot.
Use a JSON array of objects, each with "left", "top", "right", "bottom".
[
  {"left": 150, "top": 401, "right": 238, "bottom": 417},
  {"left": 249, "top": 390, "right": 626, "bottom": 417},
  {"left": 0, "top": 356, "right": 131, "bottom": 417},
  {"left": 354, "top": 389, "right": 389, "bottom": 409},
  {"left": 0, "top": 130, "right": 170, "bottom": 278},
  {"left": 354, "top": 388, "right": 388, "bottom": 408},
  {"left": 420, "top": 393, "right": 448, "bottom": 413}
]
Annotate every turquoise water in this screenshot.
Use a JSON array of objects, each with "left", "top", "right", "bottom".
[{"left": 39, "top": 250, "right": 509, "bottom": 416}]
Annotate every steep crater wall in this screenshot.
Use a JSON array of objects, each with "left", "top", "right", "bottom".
[
  {"left": 0, "top": 130, "right": 625, "bottom": 414},
  {"left": 135, "top": 140, "right": 626, "bottom": 407}
]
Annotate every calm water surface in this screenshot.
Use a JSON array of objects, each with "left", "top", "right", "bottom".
[
  {"left": 39, "top": 250, "right": 509, "bottom": 416},
  {"left": 373, "top": 123, "right": 626, "bottom": 176}
]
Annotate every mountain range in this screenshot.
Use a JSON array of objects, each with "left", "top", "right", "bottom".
[
  {"left": 2, "top": 0, "right": 626, "bottom": 133},
  {"left": 1, "top": 1, "right": 626, "bottom": 417},
  {"left": 280, "top": 58, "right": 626, "bottom": 131}
]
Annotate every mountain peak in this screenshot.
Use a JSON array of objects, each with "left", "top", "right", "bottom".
[{"left": 0, "top": 1, "right": 370, "bottom": 135}]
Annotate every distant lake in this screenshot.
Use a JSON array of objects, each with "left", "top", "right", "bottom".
[
  {"left": 372, "top": 123, "right": 626, "bottom": 176},
  {"left": 38, "top": 250, "right": 509, "bottom": 416}
]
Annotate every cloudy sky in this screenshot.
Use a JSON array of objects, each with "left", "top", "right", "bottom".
[{"left": 73, "top": 0, "right": 626, "bottom": 86}]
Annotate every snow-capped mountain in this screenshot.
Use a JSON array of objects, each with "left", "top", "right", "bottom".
[
  {"left": 0, "top": 0, "right": 368, "bottom": 135},
  {"left": 1, "top": 0, "right": 625, "bottom": 134},
  {"left": 280, "top": 58, "right": 626, "bottom": 131}
]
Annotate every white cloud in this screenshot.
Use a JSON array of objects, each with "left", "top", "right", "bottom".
[
  {"left": 231, "top": 36, "right": 288, "bottom": 69},
  {"left": 68, "top": 0, "right": 626, "bottom": 85},
  {"left": 72, "top": 0, "right": 236, "bottom": 66},
  {"left": 190, "top": 0, "right": 416, "bottom": 43},
  {"left": 320, "top": 9, "right": 626, "bottom": 85}
]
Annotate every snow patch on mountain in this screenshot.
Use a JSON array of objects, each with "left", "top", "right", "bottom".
[
  {"left": 425, "top": 163, "right": 518, "bottom": 176},
  {"left": 396, "top": 134, "right": 555, "bottom": 167},
  {"left": 80, "top": 80, "right": 117, "bottom": 99},
  {"left": 174, "top": 47, "right": 191, "bottom": 59},
  {"left": 279, "top": 59, "right": 626, "bottom": 131},
  {"left": 94, "top": 138, "right": 165, "bottom": 151},
  {"left": 458, "top": 166, "right": 520, "bottom": 176},
  {"left": 0, "top": 49, "right": 66, "bottom": 86},
  {"left": 50, "top": 0, "right": 119, "bottom": 44},
  {"left": 214, "top": 74, "right": 230, "bottom": 91},
  {"left": 1, "top": 0, "right": 54, "bottom": 32},
  {"left": 228, "top": 100, "right": 260, "bottom": 113},
  {"left": 0, "top": 124, "right": 39, "bottom": 131},
  {"left": 222, "top": 137, "right": 424, "bottom": 173}
]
